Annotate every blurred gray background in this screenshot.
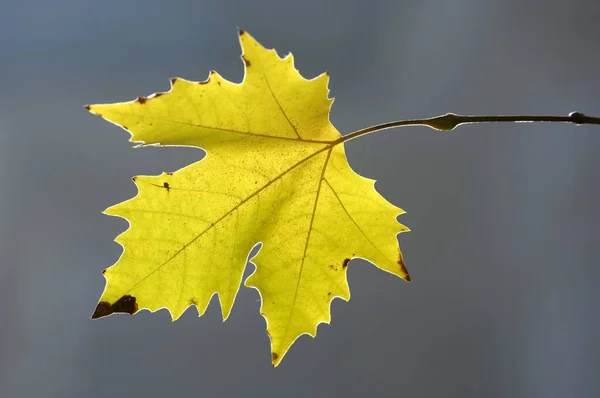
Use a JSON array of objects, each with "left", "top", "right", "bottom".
[{"left": 1, "top": 1, "right": 599, "bottom": 397}]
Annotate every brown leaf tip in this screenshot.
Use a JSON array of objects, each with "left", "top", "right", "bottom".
[
  {"left": 272, "top": 352, "right": 279, "bottom": 363},
  {"left": 342, "top": 258, "right": 351, "bottom": 269},
  {"left": 397, "top": 256, "right": 411, "bottom": 282},
  {"left": 84, "top": 104, "right": 91, "bottom": 111},
  {"left": 91, "top": 295, "right": 138, "bottom": 319},
  {"left": 238, "top": 28, "right": 246, "bottom": 36},
  {"left": 170, "top": 77, "right": 178, "bottom": 85}
]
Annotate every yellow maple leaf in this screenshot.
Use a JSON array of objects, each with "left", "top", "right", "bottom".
[{"left": 88, "top": 30, "right": 410, "bottom": 366}]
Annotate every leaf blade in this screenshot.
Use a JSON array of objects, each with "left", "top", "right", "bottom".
[{"left": 90, "top": 30, "right": 410, "bottom": 366}]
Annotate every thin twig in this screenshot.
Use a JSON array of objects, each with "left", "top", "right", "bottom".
[{"left": 338, "top": 112, "right": 600, "bottom": 144}]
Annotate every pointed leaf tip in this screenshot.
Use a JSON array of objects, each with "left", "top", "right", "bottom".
[
  {"left": 91, "top": 295, "right": 138, "bottom": 319},
  {"left": 398, "top": 255, "right": 411, "bottom": 282}
]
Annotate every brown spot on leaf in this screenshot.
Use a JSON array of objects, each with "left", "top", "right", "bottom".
[
  {"left": 91, "top": 295, "right": 138, "bottom": 319},
  {"left": 242, "top": 56, "right": 251, "bottom": 67},
  {"left": 165, "top": 172, "right": 173, "bottom": 176},
  {"left": 170, "top": 77, "right": 178, "bottom": 85},
  {"left": 131, "top": 176, "right": 137, "bottom": 182},
  {"left": 342, "top": 258, "right": 351, "bottom": 269},
  {"left": 137, "top": 96, "right": 147, "bottom": 104},
  {"left": 272, "top": 352, "right": 279, "bottom": 363},
  {"left": 189, "top": 298, "right": 197, "bottom": 305},
  {"left": 101, "top": 269, "right": 107, "bottom": 275},
  {"left": 121, "top": 125, "right": 128, "bottom": 130},
  {"left": 327, "top": 292, "right": 332, "bottom": 296},
  {"left": 163, "top": 182, "right": 170, "bottom": 191},
  {"left": 154, "top": 92, "right": 163, "bottom": 98}
]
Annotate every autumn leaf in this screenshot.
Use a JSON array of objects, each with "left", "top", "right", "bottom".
[{"left": 87, "top": 30, "right": 410, "bottom": 366}]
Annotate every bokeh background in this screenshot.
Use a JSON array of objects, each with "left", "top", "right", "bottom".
[{"left": 1, "top": 1, "right": 599, "bottom": 397}]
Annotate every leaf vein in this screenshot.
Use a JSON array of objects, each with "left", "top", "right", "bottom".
[
  {"left": 120, "top": 144, "right": 333, "bottom": 295},
  {"left": 323, "top": 179, "right": 390, "bottom": 262}
]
